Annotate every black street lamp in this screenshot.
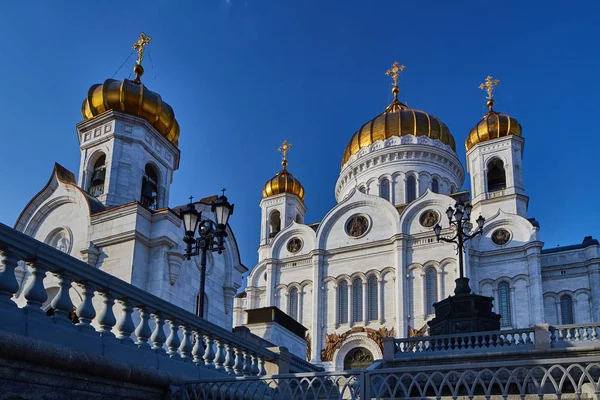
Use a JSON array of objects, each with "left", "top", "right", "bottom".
[
  {"left": 180, "top": 190, "right": 234, "bottom": 318},
  {"left": 433, "top": 200, "right": 485, "bottom": 295}
]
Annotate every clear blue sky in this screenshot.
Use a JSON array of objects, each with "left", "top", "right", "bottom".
[{"left": 1, "top": 1, "right": 599, "bottom": 279}]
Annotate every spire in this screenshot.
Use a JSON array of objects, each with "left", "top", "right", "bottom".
[
  {"left": 479, "top": 75, "right": 500, "bottom": 112},
  {"left": 278, "top": 140, "right": 292, "bottom": 170},
  {"left": 132, "top": 32, "right": 152, "bottom": 84},
  {"left": 384, "top": 62, "right": 408, "bottom": 113}
]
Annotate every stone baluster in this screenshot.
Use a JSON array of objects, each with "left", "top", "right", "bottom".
[
  {"left": 74, "top": 281, "right": 96, "bottom": 332},
  {"left": 233, "top": 347, "right": 244, "bottom": 376},
  {"left": 50, "top": 271, "right": 75, "bottom": 325},
  {"left": 165, "top": 318, "right": 181, "bottom": 358},
  {"left": 115, "top": 297, "right": 136, "bottom": 344},
  {"left": 179, "top": 324, "right": 193, "bottom": 360},
  {"left": 134, "top": 306, "right": 152, "bottom": 349},
  {"left": 214, "top": 339, "right": 226, "bottom": 372},
  {"left": 258, "top": 356, "right": 267, "bottom": 376},
  {"left": 242, "top": 349, "right": 252, "bottom": 375},
  {"left": 250, "top": 353, "right": 260, "bottom": 376},
  {"left": 203, "top": 334, "right": 216, "bottom": 368},
  {"left": 592, "top": 326, "right": 598, "bottom": 340},
  {"left": 96, "top": 290, "right": 117, "bottom": 338},
  {"left": 224, "top": 343, "right": 235, "bottom": 374},
  {"left": 22, "top": 258, "right": 48, "bottom": 316},
  {"left": 566, "top": 328, "right": 572, "bottom": 341},
  {"left": 150, "top": 313, "right": 167, "bottom": 353},
  {"left": 582, "top": 326, "right": 589, "bottom": 341},
  {"left": 0, "top": 247, "right": 21, "bottom": 307},
  {"left": 192, "top": 329, "right": 204, "bottom": 363}
]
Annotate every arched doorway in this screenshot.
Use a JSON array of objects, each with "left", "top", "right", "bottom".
[{"left": 343, "top": 347, "right": 374, "bottom": 370}]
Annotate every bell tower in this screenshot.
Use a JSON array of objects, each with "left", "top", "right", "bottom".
[
  {"left": 76, "top": 33, "right": 180, "bottom": 209},
  {"left": 466, "top": 76, "right": 527, "bottom": 217}
]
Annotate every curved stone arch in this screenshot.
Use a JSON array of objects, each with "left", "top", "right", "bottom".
[
  {"left": 441, "top": 177, "right": 452, "bottom": 193},
  {"left": 349, "top": 272, "right": 367, "bottom": 283},
  {"left": 399, "top": 190, "right": 455, "bottom": 233},
  {"left": 439, "top": 257, "right": 456, "bottom": 271},
  {"left": 479, "top": 279, "right": 495, "bottom": 294},
  {"left": 495, "top": 276, "right": 513, "bottom": 287},
  {"left": 484, "top": 154, "right": 509, "bottom": 170},
  {"left": 423, "top": 260, "right": 441, "bottom": 273},
  {"left": 332, "top": 333, "right": 383, "bottom": 370},
  {"left": 407, "top": 263, "right": 423, "bottom": 273},
  {"left": 275, "top": 283, "right": 287, "bottom": 292},
  {"left": 380, "top": 266, "right": 395, "bottom": 277},
  {"left": 315, "top": 188, "right": 401, "bottom": 248},
  {"left": 299, "top": 279, "right": 313, "bottom": 291},
  {"left": 270, "top": 221, "right": 317, "bottom": 259},
  {"left": 366, "top": 177, "right": 379, "bottom": 193},
  {"left": 323, "top": 276, "right": 336, "bottom": 286},
  {"left": 286, "top": 282, "right": 301, "bottom": 294},
  {"left": 377, "top": 172, "right": 394, "bottom": 182},
  {"left": 249, "top": 263, "right": 267, "bottom": 288},
  {"left": 335, "top": 274, "right": 352, "bottom": 286},
  {"left": 472, "top": 209, "right": 538, "bottom": 249},
  {"left": 364, "top": 269, "right": 382, "bottom": 281},
  {"left": 84, "top": 147, "right": 110, "bottom": 189},
  {"left": 24, "top": 195, "right": 74, "bottom": 237},
  {"left": 574, "top": 288, "right": 592, "bottom": 297},
  {"left": 511, "top": 274, "right": 530, "bottom": 286},
  {"left": 556, "top": 289, "right": 576, "bottom": 298},
  {"left": 543, "top": 292, "right": 560, "bottom": 301}
]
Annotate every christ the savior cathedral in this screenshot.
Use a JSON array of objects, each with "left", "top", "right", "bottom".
[{"left": 233, "top": 64, "right": 600, "bottom": 370}]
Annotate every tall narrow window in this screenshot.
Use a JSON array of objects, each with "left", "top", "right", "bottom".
[
  {"left": 406, "top": 176, "right": 417, "bottom": 202},
  {"left": 269, "top": 210, "right": 281, "bottom": 238},
  {"left": 487, "top": 158, "right": 506, "bottom": 192},
  {"left": 338, "top": 281, "right": 348, "bottom": 324},
  {"left": 431, "top": 178, "right": 439, "bottom": 194},
  {"left": 367, "top": 276, "right": 378, "bottom": 321},
  {"left": 425, "top": 268, "right": 437, "bottom": 315},
  {"left": 289, "top": 288, "right": 298, "bottom": 320},
  {"left": 379, "top": 179, "right": 390, "bottom": 201},
  {"left": 141, "top": 164, "right": 159, "bottom": 210},
  {"left": 353, "top": 278, "right": 363, "bottom": 322},
  {"left": 358, "top": 185, "right": 366, "bottom": 194},
  {"left": 560, "top": 295, "right": 574, "bottom": 324},
  {"left": 498, "top": 282, "right": 512, "bottom": 327},
  {"left": 88, "top": 155, "right": 106, "bottom": 197}
]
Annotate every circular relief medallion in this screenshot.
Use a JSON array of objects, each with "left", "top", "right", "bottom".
[
  {"left": 419, "top": 209, "right": 439, "bottom": 228},
  {"left": 346, "top": 214, "right": 369, "bottom": 238},
  {"left": 287, "top": 237, "right": 303, "bottom": 253},
  {"left": 491, "top": 228, "right": 511, "bottom": 246}
]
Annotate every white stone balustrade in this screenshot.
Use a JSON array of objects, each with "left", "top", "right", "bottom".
[
  {"left": 0, "top": 222, "right": 276, "bottom": 379},
  {"left": 550, "top": 323, "right": 600, "bottom": 345}
]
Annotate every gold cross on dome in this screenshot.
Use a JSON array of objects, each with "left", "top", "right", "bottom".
[
  {"left": 132, "top": 32, "right": 152, "bottom": 65},
  {"left": 479, "top": 75, "right": 500, "bottom": 100},
  {"left": 278, "top": 140, "right": 292, "bottom": 162},
  {"left": 385, "top": 61, "right": 406, "bottom": 87}
]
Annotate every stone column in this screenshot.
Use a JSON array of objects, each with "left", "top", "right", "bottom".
[
  {"left": 587, "top": 263, "right": 600, "bottom": 321},
  {"left": 310, "top": 251, "right": 324, "bottom": 363},
  {"left": 394, "top": 239, "right": 406, "bottom": 337},
  {"left": 437, "top": 270, "right": 443, "bottom": 303},
  {"left": 378, "top": 278, "right": 384, "bottom": 323},
  {"left": 348, "top": 282, "right": 354, "bottom": 326},
  {"left": 298, "top": 286, "right": 304, "bottom": 325},
  {"left": 525, "top": 243, "right": 545, "bottom": 324},
  {"left": 509, "top": 287, "right": 517, "bottom": 327},
  {"left": 362, "top": 280, "right": 368, "bottom": 323},
  {"left": 265, "top": 261, "right": 276, "bottom": 306}
]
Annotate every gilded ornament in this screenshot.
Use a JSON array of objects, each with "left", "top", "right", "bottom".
[
  {"left": 262, "top": 140, "right": 305, "bottom": 201},
  {"left": 491, "top": 228, "right": 511, "bottom": 246},
  {"left": 419, "top": 210, "right": 439, "bottom": 228},
  {"left": 132, "top": 32, "right": 152, "bottom": 66},
  {"left": 346, "top": 215, "right": 369, "bottom": 238},
  {"left": 287, "top": 237, "right": 302, "bottom": 253},
  {"left": 320, "top": 327, "right": 394, "bottom": 362}
]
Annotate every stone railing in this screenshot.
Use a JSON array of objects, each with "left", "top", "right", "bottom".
[
  {"left": 550, "top": 323, "right": 600, "bottom": 346},
  {"left": 388, "top": 327, "right": 536, "bottom": 359},
  {"left": 0, "top": 222, "right": 278, "bottom": 379}
]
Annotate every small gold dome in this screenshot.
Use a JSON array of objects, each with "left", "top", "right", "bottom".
[
  {"left": 81, "top": 77, "right": 180, "bottom": 147},
  {"left": 341, "top": 98, "right": 456, "bottom": 168},
  {"left": 465, "top": 107, "right": 522, "bottom": 151},
  {"left": 262, "top": 162, "right": 305, "bottom": 202}
]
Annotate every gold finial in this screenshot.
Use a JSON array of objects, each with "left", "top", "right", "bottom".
[
  {"left": 386, "top": 61, "right": 406, "bottom": 98},
  {"left": 479, "top": 75, "right": 500, "bottom": 111},
  {"left": 278, "top": 140, "right": 292, "bottom": 170},
  {"left": 132, "top": 32, "right": 152, "bottom": 84}
]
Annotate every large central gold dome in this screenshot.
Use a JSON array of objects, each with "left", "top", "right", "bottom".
[{"left": 341, "top": 93, "right": 455, "bottom": 167}]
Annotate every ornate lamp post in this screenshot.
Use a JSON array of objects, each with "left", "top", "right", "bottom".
[
  {"left": 433, "top": 201, "right": 485, "bottom": 295},
  {"left": 427, "top": 200, "right": 500, "bottom": 335},
  {"left": 180, "top": 190, "right": 234, "bottom": 318}
]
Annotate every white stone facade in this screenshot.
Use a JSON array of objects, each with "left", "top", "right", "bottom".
[
  {"left": 235, "top": 132, "right": 600, "bottom": 371},
  {"left": 15, "top": 111, "right": 246, "bottom": 330}
]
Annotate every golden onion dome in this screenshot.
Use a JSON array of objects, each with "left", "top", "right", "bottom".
[
  {"left": 262, "top": 141, "right": 305, "bottom": 201},
  {"left": 81, "top": 59, "right": 180, "bottom": 147},
  {"left": 341, "top": 86, "right": 455, "bottom": 168},
  {"left": 465, "top": 98, "right": 522, "bottom": 152}
]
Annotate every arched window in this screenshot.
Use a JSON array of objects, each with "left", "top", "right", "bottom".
[
  {"left": 269, "top": 210, "right": 281, "bottom": 238},
  {"left": 379, "top": 179, "right": 390, "bottom": 201},
  {"left": 88, "top": 154, "right": 106, "bottom": 197},
  {"left": 367, "top": 276, "right": 378, "bottom": 321},
  {"left": 338, "top": 281, "right": 348, "bottom": 324},
  {"left": 406, "top": 176, "right": 417, "bottom": 202},
  {"left": 487, "top": 158, "right": 506, "bottom": 192},
  {"left": 289, "top": 288, "right": 298, "bottom": 320},
  {"left": 353, "top": 278, "right": 363, "bottom": 322},
  {"left": 141, "top": 164, "right": 159, "bottom": 210},
  {"left": 425, "top": 268, "right": 437, "bottom": 315},
  {"left": 498, "top": 282, "right": 512, "bottom": 327},
  {"left": 431, "top": 178, "right": 439, "bottom": 194},
  {"left": 560, "top": 295, "right": 574, "bottom": 324}
]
